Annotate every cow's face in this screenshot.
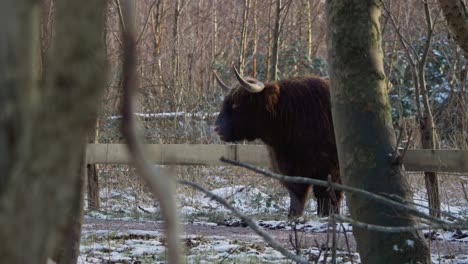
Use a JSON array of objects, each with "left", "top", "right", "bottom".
[
  {"left": 213, "top": 67, "right": 278, "bottom": 142},
  {"left": 214, "top": 90, "right": 262, "bottom": 142}
]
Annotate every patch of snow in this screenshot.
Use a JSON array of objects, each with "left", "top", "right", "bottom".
[
  {"left": 108, "top": 111, "right": 219, "bottom": 120},
  {"left": 406, "top": 239, "right": 414, "bottom": 247},
  {"left": 180, "top": 185, "right": 284, "bottom": 215}
]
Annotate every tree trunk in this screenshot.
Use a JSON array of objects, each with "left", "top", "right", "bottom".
[
  {"left": 172, "top": 0, "right": 181, "bottom": 83},
  {"left": 0, "top": 0, "right": 107, "bottom": 262},
  {"left": 419, "top": 1, "right": 441, "bottom": 218},
  {"left": 238, "top": 0, "right": 251, "bottom": 75},
  {"left": 264, "top": 1, "right": 273, "bottom": 82},
  {"left": 52, "top": 154, "right": 86, "bottom": 264},
  {"left": 326, "top": 1, "right": 430, "bottom": 263},
  {"left": 87, "top": 119, "right": 100, "bottom": 211},
  {"left": 150, "top": 0, "right": 165, "bottom": 97},
  {"left": 438, "top": 0, "right": 468, "bottom": 56},
  {"left": 251, "top": 0, "right": 258, "bottom": 77},
  {"left": 306, "top": 0, "right": 312, "bottom": 58},
  {"left": 270, "top": 0, "right": 281, "bottom": 81},
  {"left": 211, "top": 0, "right": 218, "bottom": 88}
]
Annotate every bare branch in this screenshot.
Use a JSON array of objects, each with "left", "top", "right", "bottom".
[
  {"left": 220, "top": 157, "right": 452, "bottom": 227},
  {"left": 381, "top": 192, "right": 464, "bottom": 222},
  {"left": 136, "top": 0, "right": 158, "bottom": 45}
]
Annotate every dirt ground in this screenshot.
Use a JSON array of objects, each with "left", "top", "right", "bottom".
[{"left": 83, "top": 218, "right": 468, "bottom": 257}]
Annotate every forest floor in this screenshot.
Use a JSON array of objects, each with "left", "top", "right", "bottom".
[
  {"left": 79, "top": 166, "right": 468, "bottom": 263},
  {"left": 80, "top": 217, "right": 468, "bottom": 263}
]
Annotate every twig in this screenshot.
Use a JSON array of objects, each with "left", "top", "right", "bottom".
[
  {"left": 135, "top": 0, "right": 158, "bottom": 45},
  {"left": 399, "top": 129, "right": 413, "bottom": 163},
  {"left": 380, "top": 192, "right": 463, "bottom": 222},
  {"left": 137, "top": 205, "right": 151, "bottom": 214},
  {"left": 330, "top": 214, "right": 337, "bottom": 264},
  {"left": 219, "top": 157, "right": 453, "bottom": 227},
  {"left": 393, "top": 126, "right": 404, "bottom": 160},
  {"left": 392, "top": 125, "right": 413, "bottom": 165},
  {"left": 461, "top": 180, "right": 468, "bottom": 203},
  {"left": 340, "top": 222, "right": 354, "bottom": 264},
  {"left": 120, "top": 1, "right": 182, "bottom": 263},
  {"left": 288, "top": 220, "right": 302, "bottom": 255},
  {"left": 177, "top": 179, "right": 310, "bottom": 264}
]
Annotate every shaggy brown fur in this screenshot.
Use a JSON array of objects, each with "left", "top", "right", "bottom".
[{"left": 215, "top": 76, "right": 342, "bottom": 216}]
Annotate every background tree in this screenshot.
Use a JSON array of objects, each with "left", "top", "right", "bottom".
[
  {"left": 326, "top": 0, "right": 430, "bottom": 263},
  {"left": 383, "top": 0, "right": 442, "bottom": 217},
  {"left": 238, "top": 0, "right": 251, "bottom": 75}
]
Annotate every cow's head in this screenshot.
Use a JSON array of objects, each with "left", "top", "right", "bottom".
[{"left": 213, "top": 66, "right": 277, "bottom": 142}]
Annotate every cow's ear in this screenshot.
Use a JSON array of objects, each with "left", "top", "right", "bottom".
[{"left": 264, "top": 85, "right": 279, "bottom": 114}]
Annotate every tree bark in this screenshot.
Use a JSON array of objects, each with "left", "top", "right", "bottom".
[
  {"left": 87, "top": 119, "right": 101, "bottom": 211},
  {"left": 52, "top": 154, "right": 86, "bottom": 264},
  {"left": 270, "top": 0, "right": 281, "bottom": 80},
  {"left": 418, "top": 1, "right": 441, "bottom": 218},
  {"left": 438, "top": 0, "right": 468, "bottom": 56},
  {"left": 0, "top": 0, "right": 107, "bottom": 262},
  {"left": 238, "top": 0, "right": 251, "bottom": 75},
  {"left": 251, "top": 0, "right": 258, "bottom": 77},
  {"left": 326, "top": 1, "right": 430, "bottom": 263},
  {"left": 264, "top": 1, "right": 273, "bottom": 82}
]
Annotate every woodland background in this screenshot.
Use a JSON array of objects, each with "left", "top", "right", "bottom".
[
  {"left": 7, "top": 0, "right": 465, "bottom": 263},
  {"left": 42, "top": 0, "right": 464, "bottom": 148}
]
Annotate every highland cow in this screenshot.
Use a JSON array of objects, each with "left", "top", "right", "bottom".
[{"left": 213, "top": 66, "right": 342, "bottom": 216}]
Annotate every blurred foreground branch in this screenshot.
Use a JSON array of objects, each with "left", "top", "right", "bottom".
[{"left": 120, "top": 0, "right": 181, "bottom": 263}]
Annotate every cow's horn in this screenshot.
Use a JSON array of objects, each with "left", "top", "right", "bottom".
[
  {"left": 213, "top": 70, "right": 230, "bottom": 92},
  {"left": 232, "top": 65, "right": 265, "bottom": 93}
]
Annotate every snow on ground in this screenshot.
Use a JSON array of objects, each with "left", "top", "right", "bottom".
[
  {"left": 81, "top": 173, "right": 468, "bottom": 263},
  {"left": 179, "top": 185, "right": 284, "bottom": 216},
  {"left": 79, "top": 223, "right": 362, "bottom": 264}
]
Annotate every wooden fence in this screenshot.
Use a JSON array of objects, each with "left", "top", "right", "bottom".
[{"left": 86, "top": 144, "right": 468, "bottom": 173}]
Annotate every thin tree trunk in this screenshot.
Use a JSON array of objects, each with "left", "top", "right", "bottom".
[
  {"left": 172, "top": 0, "right": 181, "bottom": 83},
  {"left": 150, "top": 0, "right": 165, "bottom": 97},
  {"left": 197, "top": 0, "right": 206, "bottom": 93},
  {"left": 171, "top": 0, "right": 182, "bottom": 120},
  {"left": 270, "top": 0, "right": 281, "bottom": 80},
  {"left": 326, "top": 1, "right": 430, "bottom": 263},
  {"left": 460, "top": 66, "right": 467, "bottom": 148},
  {"left": 87, "top": 119, "right": 100, "bottom": 210},
  {"left": 238, "top": 0, "right": 251, "bottom": 75},
  {"left": 251, "top": 0, "right": 258, "bottom": 77},
  {"left": 419, "top": 1, "right": 440, "bottom": 218},
  {"left": 211, "top": 0, "right": 218, "bottom": 88},
  {"left": 264, "top": 1, "right": 273, "bottom": 82},
  {"left": 306, "top": 0, "right": 312, "bottom": 58}
]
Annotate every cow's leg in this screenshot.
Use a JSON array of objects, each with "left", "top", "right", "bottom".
[
  {"left": 313, "top": 185, "right": 342, "bottom": 216},
  {"left": 282, "top": 182, "right": 312, "bottom": 217}
]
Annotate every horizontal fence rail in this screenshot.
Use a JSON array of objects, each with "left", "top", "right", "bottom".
[{"left": 86, "top": 144, "right": 468, "bottom": 173}]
